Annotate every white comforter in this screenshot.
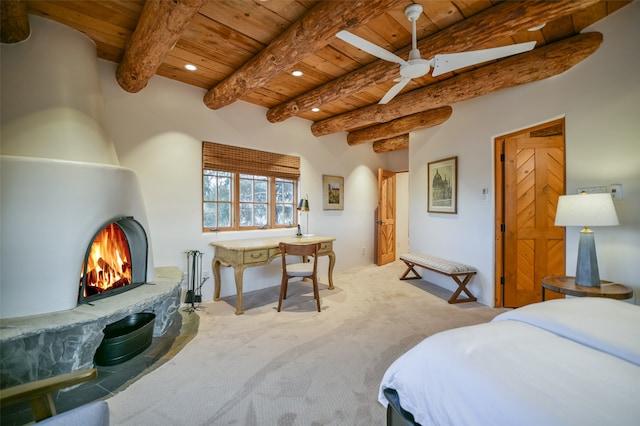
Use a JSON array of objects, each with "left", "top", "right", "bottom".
[{"left": 379, "top": 298, "right": 640, "bottom": 426}]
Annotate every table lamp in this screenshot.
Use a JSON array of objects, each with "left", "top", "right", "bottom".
[
  {"left": 297, "top": 195, "right": 311, "bottom": 236},
  {"left": 554, "top": 192, "right": 619, "bottom": 287}
]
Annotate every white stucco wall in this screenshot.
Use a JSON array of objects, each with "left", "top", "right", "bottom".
[
  {"left": 396, "top": 172, "right": 410, "bottom": 257},
  {"left": 97, "top": 61, "right": 396, "bottom": 301},
  {"left": 0, "top": 16, "right": 118, "bottom": 165},
  {"left": 407, "top": 2, "right": 640, "bottom": 305}
]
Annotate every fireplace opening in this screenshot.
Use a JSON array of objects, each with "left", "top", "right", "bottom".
[{"left": 79, "top": 217, "right": 148, "bottom": 304}]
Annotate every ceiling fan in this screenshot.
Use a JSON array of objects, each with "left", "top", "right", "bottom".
[{"left": 336, "top": 3, "right": 536, "bottom": 104}]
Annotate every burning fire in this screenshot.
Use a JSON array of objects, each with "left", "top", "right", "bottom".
[{"left": 80, "top": 224, "right": 132, "bottom": 297}]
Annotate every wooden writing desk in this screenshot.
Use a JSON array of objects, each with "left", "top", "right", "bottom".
[{"left": 210, "top": 235, "right": 336, "bottom": 314}]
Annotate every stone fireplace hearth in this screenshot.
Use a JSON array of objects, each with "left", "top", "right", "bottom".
[{"left": 0, "top": 267, "right": 183, "bottom": 388}]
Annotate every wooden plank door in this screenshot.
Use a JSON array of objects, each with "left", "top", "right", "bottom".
[
  {"left": 377, "top": 169, "right": 396, "bottom": 265},
  {"left": 496, "top": 119, "right": 566, "bottom": 307}
]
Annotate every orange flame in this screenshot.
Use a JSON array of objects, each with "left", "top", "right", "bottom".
[{"left": 80, "top": 224, "right": 132, "bottom": 297}]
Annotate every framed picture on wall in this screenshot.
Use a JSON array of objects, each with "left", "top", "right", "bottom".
[
  {"left": 428, "top": 156, "right": 457, "bottom": 214},
  {"left": 322, "top": 175, "right": 344, "bottom": 210}
]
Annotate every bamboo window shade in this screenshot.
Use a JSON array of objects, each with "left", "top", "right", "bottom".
[{"left": 203, "top": 141, "right": 300, "bottom": 180}]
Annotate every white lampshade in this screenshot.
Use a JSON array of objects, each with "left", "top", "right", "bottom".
[{"left": 555, "top": 193, "right": 619, "bottom": 227}]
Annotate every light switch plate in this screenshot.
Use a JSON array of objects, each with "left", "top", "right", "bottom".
[
  {"left": 608, "top": 184, "right": 623, "bottom": 200},
  {"left": 481, "top": 188, "right": 489, "bottom": 201}
]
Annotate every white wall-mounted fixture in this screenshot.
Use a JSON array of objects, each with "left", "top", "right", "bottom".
[
  {"left": 481, "top": 187, "right": 489, "bottom": 201},
  {"left": 608, "top": 184, "right": 623, "bottom": 200},
  {"left": 576, "top": 184, "right": 623, "bottom": 200}
]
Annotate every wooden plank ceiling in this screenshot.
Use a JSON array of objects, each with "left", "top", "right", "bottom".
[{"left": 1, "top": 0, "right": 631, "bottom": 152}]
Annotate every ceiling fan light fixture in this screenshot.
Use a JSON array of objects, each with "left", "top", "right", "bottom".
[
  {"left": 184, "top": 64, "right": 197, "bottom": 71},
  {"left": 400, "top": 58, "right": 430, "bottom": 78},
  {"left": 404, "top": 3, "right": 423, "bottom": 21},
  {"left": 337, "top": 2, "right": 536, "bottom": 104},
  {"left": 291, "top": 70, "right": 303, "bottom": 77},
  {"left": 311, "top": 107, "right": 320, "bottom": 112}
]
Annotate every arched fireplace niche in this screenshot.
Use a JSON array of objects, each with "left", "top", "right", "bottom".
[{"left": 79, "top": 217, "right": 148, "bottom": 304}]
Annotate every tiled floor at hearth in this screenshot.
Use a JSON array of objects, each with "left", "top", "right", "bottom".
[{"left": 1, "top": 306, "right": 200, "bottom": 426}]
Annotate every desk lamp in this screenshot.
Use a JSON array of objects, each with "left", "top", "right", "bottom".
[
  {"left": 297, "top": 195, "right": 311, "bottom": 236},
  {"left": 554, "top": 192, "right": 619, "bottom": 287}
]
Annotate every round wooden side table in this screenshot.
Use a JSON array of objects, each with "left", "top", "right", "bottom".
[{"left": 541, "top": 276, "right": 633, "bottom": 301}]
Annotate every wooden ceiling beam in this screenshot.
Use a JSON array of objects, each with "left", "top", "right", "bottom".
[
  {"left": 347, "top": 107, "right": 452, "bottom": 146},
  {"left": 116, "top": 0, "right": 206, "bottom": 93},
  {"left": 267, "top": 0, "right": 601, "bottom": 123},
  {"left": 202, "top": 0, "right": 404, "bottom": 110},
  {"left": 311, "top": 32, "right": 603, "bottom": 137},
  {"left": 1, "top": 0, "right": 30, "bottom": 44},
  {"left": 373, "top": 134, "right": 409, "bottom": 153}
]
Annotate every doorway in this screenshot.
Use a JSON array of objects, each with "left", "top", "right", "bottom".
[
  {"left": 377, "top": 169, "right": 396, "bottom": 265},
  {"left": 495, "top": 118, "right": 566, "bottom": 307},
  {"left": 376, "top": 169, "right": 409, "bottom": 265}
]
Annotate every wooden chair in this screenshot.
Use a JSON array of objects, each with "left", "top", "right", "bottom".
[
  {"left": 278, "top": 242, "right": 321, "bottom": 312},
  {"left": 0, "top": 368, "right": 109, "bottom": 424}
]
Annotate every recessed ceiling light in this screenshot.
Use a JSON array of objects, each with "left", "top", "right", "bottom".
[
  {"left": 311, "top": 107, "right": 320, "bottom": 112},
  {"left": 184, "top": 64, "right": 197, "bottom": 71},
  {"left": 528, "top": 23, "right": 546, "bottom": 32},
  {"left": 291, "top": 70, "right": 304, "bottom": 77}
]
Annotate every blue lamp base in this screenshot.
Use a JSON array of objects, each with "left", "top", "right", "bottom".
[{"left": 575, "top": 229, "right": 600, "bottom": 287}]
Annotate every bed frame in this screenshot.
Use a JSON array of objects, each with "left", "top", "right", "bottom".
[{"left": 383, "top": 388, "right": 419, "bottom": 426}]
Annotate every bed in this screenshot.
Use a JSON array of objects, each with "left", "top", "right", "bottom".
[{"left": 378, "top": 297, "right": 640, "bottom": 426}]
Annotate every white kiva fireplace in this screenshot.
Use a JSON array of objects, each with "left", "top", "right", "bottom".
[
  {"left": 0, "top": 156, "right": 155, "bottom": 319},
  {"left": 0, "top": 15, "right": 182, "bottom": 388},
  {"left": 0, "top": 15, "right": 156, "bottom": 319}
]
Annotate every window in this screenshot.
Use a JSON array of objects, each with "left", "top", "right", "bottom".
[
  {"left": 203, "top": 170, "right": 232, "bottom": 229},
  {"left": 202, "top": 142, "right": 300, "bottom": 232}
]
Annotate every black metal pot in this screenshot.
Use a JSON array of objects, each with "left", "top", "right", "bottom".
[{"left": 94, "top": 312, "right": 156, "bottom": 366}]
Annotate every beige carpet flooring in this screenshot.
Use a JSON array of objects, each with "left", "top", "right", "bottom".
[{"left": 107, "top": 261, "right": 507, "bottom": 425}]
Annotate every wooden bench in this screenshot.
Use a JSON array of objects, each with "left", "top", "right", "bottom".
[{"left": 399, "top": 253, "right": 477, "bottom": 304}]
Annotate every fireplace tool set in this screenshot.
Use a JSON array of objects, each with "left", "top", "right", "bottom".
[{"left": 184, "top": 250, "right": 207, "bottom": 312}]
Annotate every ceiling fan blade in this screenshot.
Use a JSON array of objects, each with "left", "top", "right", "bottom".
[
  {"left": 336, "top": 30, "right": 407, "bottom": 66},
  {"left": 379, "top": 77, "right": 411, "bottom": 104},
  {"left": 431, "top": 41, "right": 536, "bottom": 77}
]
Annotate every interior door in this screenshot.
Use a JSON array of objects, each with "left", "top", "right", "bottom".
[
  {"left": 496, "top": 119, "right": 566, "bottom": 307},
  {"left": 377, "top": 169, "right": 396, "bottom": 266}
]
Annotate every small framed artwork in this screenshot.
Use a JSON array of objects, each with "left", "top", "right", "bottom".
[
  {"left": 428, "top": 156, "right": 457, "bottom": 214},
  {"left": 322, "top": 175, "right": 344, "bottom": 210}
]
